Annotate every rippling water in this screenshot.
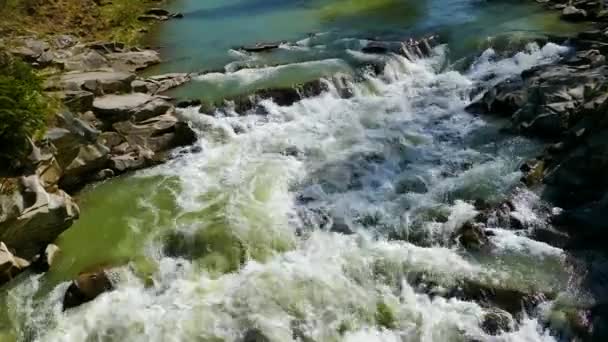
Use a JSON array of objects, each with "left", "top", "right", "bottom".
[{"left": 0, "top": 1, "right": 595, "bottom": 341}]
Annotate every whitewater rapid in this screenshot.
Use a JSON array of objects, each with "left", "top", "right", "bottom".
[{"left": 4, "top": 42, "right": 585, "bottom": 342}]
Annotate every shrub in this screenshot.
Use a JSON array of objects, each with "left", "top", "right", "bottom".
[{"left": 0, "top": 52, "right": 52, "bottom": 166}]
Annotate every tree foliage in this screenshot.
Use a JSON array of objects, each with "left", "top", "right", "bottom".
[{"left": 0, "top": 52, "right": 51, "bottom": 165}]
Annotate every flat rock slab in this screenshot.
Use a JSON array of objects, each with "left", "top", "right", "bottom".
[
  {"left": 93, "top": 93, "right": 172, "bottom": 123},
  {"left": 56, "top": 71, "right": 135, "bottom": 95},
  {"left": 105, "top": 51, "right": 161, "bottom": 72}
]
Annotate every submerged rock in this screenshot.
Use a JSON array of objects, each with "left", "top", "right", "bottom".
[
  {"left": 63, "top": 269, "right": 113, "bottom": 310},
  {"left": 481, "top": 308, "right": 513, "bottom": 335}
]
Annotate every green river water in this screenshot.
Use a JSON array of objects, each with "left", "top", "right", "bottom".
[{"left": 0, "top": 1, "right": 596, "bottom": 341}]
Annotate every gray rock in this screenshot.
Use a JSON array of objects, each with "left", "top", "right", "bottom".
[
  {"left": 0, "top": 175, "right": 79, "bottom": 260},
  {"left": 145, "top": 8, "right": 171, "bottom": 16},
  {"left": 562, "top": 6, "right": 587, "bottom": 21},
  {"left": 58, "top": 90, "right": 95, "bottom": 114},
  {"left": 0, "top": 242, "right": 30, "bottom": 285},
  {"left": 56, "top": 71, "right": 135, "bottom": 95},
  {"left": 54, "top": 35, "right": 78, "bottom": 49},
  {"left": 110, "top": 153, "right": 148, "bottom": 172},
  {"left": 32, "top": 243, "right": 60, "bottom": 272},
  {"left": 62, "top": 50, "right": 109, "bottom": 71},
  {"left": 113, "top": 114, "right": 192, "bottom": 153},
  {"left": 59, "top": 143, "right": 111, "bottom": 189},
  {"left": 93, "top": 93, "right": 172, "bottom": 123},
  {"left": 105, "top": 50, "right": 161, "bottom": 72}
]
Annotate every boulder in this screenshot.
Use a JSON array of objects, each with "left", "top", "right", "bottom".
[
  {"left": 562, "top": 6, "right": 587, "bottom": 21},
  {"left": 109, "top": 152, "right": 148, "bottom": 172},
  {"left": 59, "top": 143, "right": 110, "bottom": 189},
  {"left": 55, "top": 90, "right": 95, "bottom": 114},
  {"left": 0, "top": 242, "right": 30, "bottom": 285},
  {"left": 32, "top": 244, "right": 60, "bottom": 272},
  {"left": 454, "top": 221, "right": 490, "bottom": 250},
  {"left": 61, "top": 50, "right": 109, "bottom": 71},
  {"left": 93, "top": 93, "right": 172, "bottom": 123},
  {"left": 0, "top": 175, "right": 79, "bottom": 260},
  {"left": 63, "top": 269, "right": 113, "bottom": 310},
  {"left": 242, "top": 329, "right": 270, "bottom": 342},
  {"left": 481, "top": 309, "right": 513, "bottom": 335},
  {"left": 55, "top": 71, "right": 135, "bottom": 95},
  {"left": 113, "top": 114, "right": 196, "bottom": 153},
  {"left": 105, "top": 50, "right": 161, "bottom": 72},
  {"left": 133, "top": 73, "right": 192, "bottom": 94},
  {"left": 10, "top": 38, "right": 50, "bottom": 62}
]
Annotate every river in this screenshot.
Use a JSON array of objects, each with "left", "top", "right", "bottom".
[{"left": 0, "top": 0, "right": 595, "bottom": 341}]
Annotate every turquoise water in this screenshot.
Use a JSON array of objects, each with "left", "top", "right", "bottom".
[
  {"left": 150, "top": 0, "right": 584, "bottom": 74},
  {"left": 0, "top": 1, "right": 594, "bottom": 341}
]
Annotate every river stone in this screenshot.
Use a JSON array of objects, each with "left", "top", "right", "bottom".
[
  {"left": 63, "top": 270, "right": 113, "bottom": 310},
  {"left": 93, "top": 93, "right": 172, "bottom": 123},
  {"left": 109, "top": 153, "right": 147, "bottom": 172},
  {"left": 105, "top": 50, "right": 161, "bottom": 72},
  {"left": 60, "top": 143, "right": 111, "bottom": 189},
  {"left": 52, "top": 90, "right": 95, "bottom": 114},
  {"left": 0, "top": 242, "right": 30, "bottom": 285},
  {"left": 54, "top": 34, "right": 78, "bottom": 49},
  {"left": 113, "top": 114, "right": 195, "bottom": 153},
  {"left": 0, "top": 175, "right": 79, "bottom": 260},
  {"left": 32, "top": 244, "right": 60, "bottom": 272},
  {"left": 562, "top": 6, "right": 587, "bottom": 21},
  {"left": 242, "top": 329, "right": 270, "bottom": 342},
  {"left": 62, "top": 50, "right": 109, "bottom": 71},
  {"left": 481, "top": 309, "right": 513, "bottom": 335},
  {"left": 56, "top": 71, "right": 135, "bottom": 95}
]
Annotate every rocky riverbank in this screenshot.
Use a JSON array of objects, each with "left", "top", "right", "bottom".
[
  {"left": 0, "top": 2, "right": 194, "bottom": 289},
  {"left": 464, "top": 0, "right": 608, "bottom": 338}
]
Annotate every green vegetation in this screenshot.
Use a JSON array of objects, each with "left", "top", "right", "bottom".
[
  {"left": 0, "top": 52, "right": 53, "bottom": 166},
  {"left": 0, "top": 0, "right": 158, "bottom": 45}
]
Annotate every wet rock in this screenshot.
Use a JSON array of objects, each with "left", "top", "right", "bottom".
[
  {"left": 32, "top": 244, "right": 60, "bottom": 272},
  {"left": 562, "top": 6, "right": 588, "bottom": 21},
  {"left": 481, "top": 309, "right": 513, "bottom": 335},
  {"left": 54, "top": 71, "right": 135, "bottom": 95},
  {"left": 93, "top": 93, "right": 172, "bottom": 123},
  {"left": 241, "top": 43, "right": 281, "bottom": 53},
  {"left": 453, "top": 279, "right": 552, "bottom": 315},
  {"left": 0, "top": 175, "right": 79, "bottom": 260},
  {"left": 133, "top": 73, "right": 192, "bottom": 94},
  {"left": 454, "top": 221, "right": 490, "bottom": 250},
  {"left": 113, "top": 114, "right": 195, "bottom": 152},
  {"left": 97, "top": 132, "right": 124, "bottom": 150},
  {"left": 520, "top": 159, "right": 545, "bottom": 186},
  {"left": 242, "top": 329, "right": 270, "bottom": 342},
  {"left": 330, "top": 217, "right": 354, "bottom": 235},
  {"left": 395, "top": 174, "right": 428, "bottom": 194},
  {"left": 145, "top": 8, "right": 171, "bottom": 16},
  {"left": 63, "top": 269, "right": 113, "bottom": 310},
  {"left": 176, "top": 99, "right": 202, "bottom": 108}
]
